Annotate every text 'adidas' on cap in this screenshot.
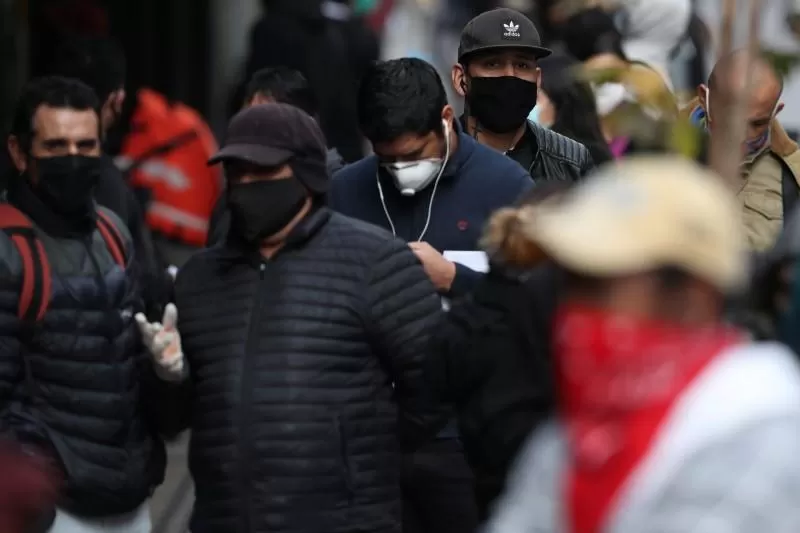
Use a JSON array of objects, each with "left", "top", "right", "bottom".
[{"left": 458, "top": 8, "right": 552, "bottom": 64}]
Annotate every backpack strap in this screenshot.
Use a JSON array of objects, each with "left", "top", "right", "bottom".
[
  {"left": 0, "top": 205, "right": 52, "bottom": 322},
  {"left": 95, "top": 209, "right": 127, "bottom": 268}
]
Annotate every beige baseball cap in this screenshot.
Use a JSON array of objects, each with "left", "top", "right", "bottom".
[{"left": 522, "top": 157, "right": 747, "bottom": 291}]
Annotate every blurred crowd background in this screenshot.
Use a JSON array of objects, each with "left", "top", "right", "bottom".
[{"left": 4, "top": 0, "right": 800, "bottom": 142}]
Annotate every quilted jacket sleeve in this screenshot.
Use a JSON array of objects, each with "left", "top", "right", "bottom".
[
  {"left": 363, "top": 239, "right": 449, "bottom": 450},
  {"left": 0, "top": 236, "right": 52, "bottom": 456},
  {"left": 0, "top": 279, "right": 22, "bottom": 432}
]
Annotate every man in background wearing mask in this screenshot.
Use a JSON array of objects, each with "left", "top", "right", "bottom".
[
  {"left": 330, "top": 57, "right": 531, "bottom": 533},
  {"left": 452, "top": 8, "right": 594, "bottom": 181},
  {"left": 49, "top": 35, "right": 170, "bottom": 322},
  {"left": 206, "top": 66, "right": 346, "bottom": 248},
  {"left": 137, "top": 103, "right": 447, "bottom": 533},
  {"left": 2, "top": 76, "right": 169, "bottom": 532},
  {"left": 687, "top": 49, "right": 800, "bottom": 251}
]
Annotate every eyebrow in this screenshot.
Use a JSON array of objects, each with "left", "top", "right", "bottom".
[
  {"left": 41, "top": 137, "right": 99, "bottom": 148},
  {"left": 748, "top": 114, "right": 773, "bottom": 124}
]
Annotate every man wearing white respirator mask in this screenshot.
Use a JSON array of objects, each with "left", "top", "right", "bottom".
[
  {"left": 331, "top": 57, "right": 531, "bottom": 533},
  {"left": 331, "top": 58, "right": 532, "bottom": 301}
]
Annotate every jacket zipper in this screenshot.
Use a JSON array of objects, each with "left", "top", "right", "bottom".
[
  {"left": 239, "top": 261, "right": 266, "bottom": 532},
  {"left": 83, "top": 239, "right": 129, "bottom": 442}
]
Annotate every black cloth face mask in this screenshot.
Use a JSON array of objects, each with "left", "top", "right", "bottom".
[
  {"left": 227, "top": 177, "right": 308, "bottom": 245},
  {"left": 33, "top": 154, "right": 102, "bottom": 218},
  {"left": 466, "top": 76, "right": 538, "bottom": 134}
]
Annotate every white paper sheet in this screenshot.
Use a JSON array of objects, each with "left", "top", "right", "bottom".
[{"left": 441, "top": 251, "right": 489, "bottom": 310}]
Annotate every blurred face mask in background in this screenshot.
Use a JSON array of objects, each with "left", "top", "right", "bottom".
[{"left": 528, "top": 105, "right": 552, "bottom": 128}]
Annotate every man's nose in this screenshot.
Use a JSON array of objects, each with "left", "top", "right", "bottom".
[{"left": 67, "top": 143, "right": 80, "bottom": 155}]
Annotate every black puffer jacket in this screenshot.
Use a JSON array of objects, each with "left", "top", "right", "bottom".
[
  {"left": 0, "top": 180, "right": 166, "bottom": 518},
  {"left": 524, "top": 121, "right": 595, "bottom": 181},
  {"left": 172, "top": 207, "right": 444, "bottom": 533}
]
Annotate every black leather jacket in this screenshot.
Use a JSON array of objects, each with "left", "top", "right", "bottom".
[{"left": 521, "top": 121, "right": 595, "bottom": 181}]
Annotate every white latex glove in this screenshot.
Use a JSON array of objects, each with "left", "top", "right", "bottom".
[{"left": 135, "top": 303, "right": 185, "bottom": 382}]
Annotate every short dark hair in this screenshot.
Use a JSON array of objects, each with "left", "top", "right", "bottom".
[
  {"left": 357, "top": 58, "right": 448, "bottom": 144},
  {"left": 244, "top": 67, "right": 318, "bottom": 116},
  {"left": 10, "top": 76, "right": 101, "bottom": 152},
  {"left": 49, "top": 37, "right": 126, "bottom": 103}
]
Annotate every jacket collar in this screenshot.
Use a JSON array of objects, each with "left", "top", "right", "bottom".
[
  {"left": 5, "top": 174, "right": 96, "bottom": 238},
  {"left": 218, "top": 205, "right": 331, "bottom": 267},
  {"left": 457, "top": 114, "right": 541, "bottom": 163}
]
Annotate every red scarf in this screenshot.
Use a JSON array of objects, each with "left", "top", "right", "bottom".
[{"left": 555, "top": 304, "right": 743, "bottom": 533}]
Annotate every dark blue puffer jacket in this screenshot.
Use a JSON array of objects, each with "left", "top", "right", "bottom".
[{"left": 0, "top": 179, "right": 165, "bottom": 518}]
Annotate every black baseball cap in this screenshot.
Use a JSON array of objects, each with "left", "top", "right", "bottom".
[
  {"left": 209, "top": 103, "right": 330, "bottom": 193},
  {"left": 458, "top": 8, "right": 552, "bottom": 64}
]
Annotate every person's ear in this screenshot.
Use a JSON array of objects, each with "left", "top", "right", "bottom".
[
  {"left": 697, "top": 84, "right": 708, "bottom": 110},
  {"left": 451, "top": 64, "right": 468, "bottom": 97},
  {"left": 441, "top": 104, "right": 455, "bottom": 124},
  {"left": 776, "top": 102, "right": 785, "bottom": 116},
  {"left": 7, "top": 135, "right": 26, "bottom": 174},
  {"left": 112, "top": 89, "right": 126, "bottom": 114}
]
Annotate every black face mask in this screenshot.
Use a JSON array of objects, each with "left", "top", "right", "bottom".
[
  {"left": 466, "top": 76, "right": 538, "bottom": 134},
  {"left": 228, "top": 177, "right": 308, "bottom": 245},
  {"left": 33, "top": 155, "right": 102, "bottom": 217}
]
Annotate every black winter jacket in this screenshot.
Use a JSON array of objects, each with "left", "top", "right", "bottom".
[
  {"left": 170, "top": 207, "right": 445, "bottom": 533},
  {"left": 522, "top": 121, "right": 595, "bottom": 181},
  {"left": 426, "top": 265, "right": 559, "bottom": 519},
  {"left": 0, "top": 180, "right": 166, "bottom": 518}
]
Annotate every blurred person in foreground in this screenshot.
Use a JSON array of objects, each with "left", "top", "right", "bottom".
[
  {"left": 425, "top": 181, "right": 572, "bottom": 520},
  {"left": 3, "top": 76, "right": 170, "bottom": 532},
  {"left": 686, "top": 49, "right": 800, "bottom": 252},
  {"left": 136, "top": 103, "right": 446, "bottom": 533},
  {"left": 528, "top": 51, "right": 613, "bottom": 165},
  {"left": 452, "top": 8, "right": 594, "bottom": 181},
  {"left": 49, "top": 35, "right": 169, "bottom": 320},
  {"left": 484, "top": 156, "right": 800, "bottom": 533},
  {"left": 207, "top": 66, "right": 346, "bottom": 247},
  {"left": 331, "top": 58, "right": 531, "bottom": 299}
]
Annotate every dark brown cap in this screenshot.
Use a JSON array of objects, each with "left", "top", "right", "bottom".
[
  {"left": 209, "top": 103, "right": 327, "bottom": 169},
  {"left": 458, "top": 8, "right": 551, "bottom": 64}
]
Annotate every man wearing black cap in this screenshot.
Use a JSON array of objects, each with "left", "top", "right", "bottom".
[
  {"left": 145, "top": 103, "right": 447, "bottom": 533},
  {"left": 453, "top": 7, "right": 595, "bottom": 181}
]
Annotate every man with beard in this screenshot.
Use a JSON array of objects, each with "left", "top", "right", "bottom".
[
  {"left": 452, "top": 8, "right": 594, "bottom": 181},
  {"left": 1, "top": 76, "right": 170, "bottom": 532}
]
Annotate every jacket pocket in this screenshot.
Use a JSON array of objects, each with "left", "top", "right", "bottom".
[
  {"left": 743, "top": 192, "right": 782, "bottom": 221},
  {"left": 333, "top": 414, "right": 354, "bottom": 502}
]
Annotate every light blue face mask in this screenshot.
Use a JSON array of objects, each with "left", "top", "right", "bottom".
[{"left": 528, "top": 105, "right": 550, "bottom": 129}]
